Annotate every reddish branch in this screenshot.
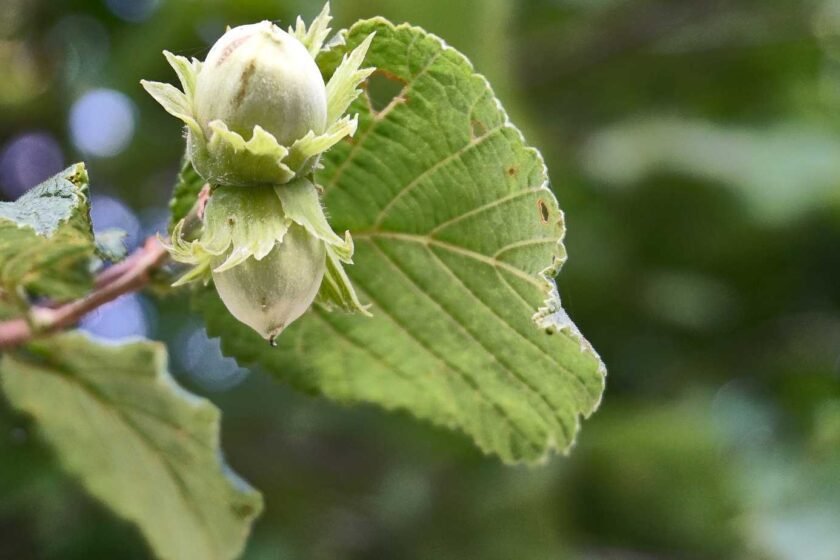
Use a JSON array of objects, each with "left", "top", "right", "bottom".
[
  {"left": 0, "top": 184, "right": 210, "bottom": 351},
  {"left": 0, "top": 237, "right": 169, "bottom": 351}
]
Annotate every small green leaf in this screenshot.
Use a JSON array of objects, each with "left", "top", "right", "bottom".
[
  {"left": 195, "top": 19, "right": 605, "bottom": 463},
  {"left": 140, "top": 79, "right": 202, "bottom": 137},
  {"left": 324, "top": 32, "right": 375, "bottom": 124},
  {"left": 289, "top": 2, "right": 332, "bottom": 57},
  {"left": 168, "top": 158, "right": 205, "bottom": 231},
  {"left": 0, "top": 163, "right": 96, "bottom": 301},
  {"left": 0, "top": 332, "right": 263, "bottom": 560},
  {"left": 316, "top": 243, "right": 371, "bottom": 315},
  {"left": 274, "top": 178, "right": 346, "bottom": 248}
]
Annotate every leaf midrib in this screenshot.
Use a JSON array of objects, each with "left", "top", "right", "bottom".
[{"left": 353, "top": 232, "right": 544, "bottom": 289}]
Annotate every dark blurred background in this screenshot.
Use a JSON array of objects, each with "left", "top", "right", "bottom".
[{"left": 2, "top": 0, "right": 840, "bottom": 558}]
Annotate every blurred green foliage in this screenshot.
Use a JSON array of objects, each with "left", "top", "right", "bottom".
[{"left": 2, "top": 0, "right": 840, "bottom": 558}]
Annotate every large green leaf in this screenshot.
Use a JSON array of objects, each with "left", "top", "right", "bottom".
[
  {"left": 0, "top": 163, "right": 96, "bottom": 301},
  {"left": 194, "top": 18, "right": 605, "bottom": 463},
  {"left": 0, "top": 332, "right": 263, "bottom": 560}
]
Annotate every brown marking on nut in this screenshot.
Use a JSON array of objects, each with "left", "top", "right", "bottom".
[
  {"left": 234, "top": 60, "right": 257, "bottom": 106},
  {"left": 216, "top": 34, "right": 251, "bottom": 67},
  {"left": 196, "top": 184, "right": 212, "bottom": 219}
]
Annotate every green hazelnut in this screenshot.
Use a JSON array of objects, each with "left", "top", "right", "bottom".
[
  {"left": 143, "top": 5, "right": 375, "bottom": 187},
  {"left": 148, "top": 5, "right": 374, "bottom": 341},
  {"left": 211, "top": 224, "right": 326, "bottom": 343},
  {"left": 195, "top": 21, "right": 327, "bottom": 148}
]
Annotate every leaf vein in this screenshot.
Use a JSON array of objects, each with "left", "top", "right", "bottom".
[
  {"left": 349, "top": 255, "right": 545, "bottom": 454},
  {"left": 427, "top": 245, "right": 594, "bottom": 401},
  {"left": 367, "top": 239, "right": 568, "bottom": 444},
  {"left": 492, "top": 238, "right": 558, "bottom": 259},
  {"left": 324, "top": 48, "right": 446, "bottom": 192},
  {"left": 372, "top": 126, "right": 504, "bottom": 227},
  {"left": 355, "top": 232, "right": 543, "bottom": 289},
  {"left": 428, "top": 187, "right": 544, "bottom": 236}
]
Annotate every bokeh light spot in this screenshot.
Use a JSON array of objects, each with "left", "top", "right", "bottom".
[
  {"left": 80, "top": 293, "right": 150, "bottom": 341},
  {"left": 0, "top": 132, "right": 63, "bottom": 198},
  {"left": 90, "top": 195, "right": 142, "bottom": 250},
  {"left": 69, "top": 89, "right": 135, "bottom": 157}
]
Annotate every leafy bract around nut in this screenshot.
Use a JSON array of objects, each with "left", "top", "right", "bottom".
[
  {"left": 165, "top": 178, "right": 369, "bottom": 341},
  {"left": 145, "top": 4, "right": 373, "bottom": 341},
  {"left": 141, "top": 5, "right": 374, "bottom": 188},
  {"left": 213, "top": 225, "right": 326, "bottom": 342}
]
